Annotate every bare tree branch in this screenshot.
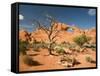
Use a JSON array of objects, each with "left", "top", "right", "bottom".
[
  {"left": 32, "top": 19, "right": 41, "bottom": 28},
  {"left": 31, "top": 14, "right": 61, "bottom": 55}
]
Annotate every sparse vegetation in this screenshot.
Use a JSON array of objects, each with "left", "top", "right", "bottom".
[
  {"left": 32, "top": 41, "right": 49, "bottom": 51},
  {"left": 83, "top": 43, "right": 96, "bottom": 48},
  {"left": 19, "top": 40, "right": 29, "bottom": 55},
  {"left": 92, "top": 48, "right": 96, "bottom": 51},
  {"left": 32, "top": 42, "right": 41, "bottom": 51},
  {"left": 55, "top": 47, "right": 65, "bottom": 55},
  {"left": 85, "top": 56, "right": 96, "bottom": 63},
  {"left": 60, "top": 56, "right": 80, "bottom": 67},
  {"left": 73, "top": 34, "right": 91, "bottom": 47}
]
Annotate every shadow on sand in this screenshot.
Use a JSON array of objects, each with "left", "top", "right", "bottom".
[{"left": 23, "top": 56, "right": 43, "bottom": 66}]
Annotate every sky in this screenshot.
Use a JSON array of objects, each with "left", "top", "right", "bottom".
[{"left": 19, "top": 4, "right": 96, "bottom": 32}]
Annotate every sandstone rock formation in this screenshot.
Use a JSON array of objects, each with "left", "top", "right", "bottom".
[
  {"left": 19, "top": 29, "right": 31, "bottom": 41},
  {"left": 19, "top": 22, "right": 96, "bottom": 44}
]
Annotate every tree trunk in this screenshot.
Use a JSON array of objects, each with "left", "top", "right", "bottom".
[
  {"left": 48, "top": 43, "right": 53, "bottom": 55},
  {"left": 48, "top": 43, "right": 58, "bottom": 56}
]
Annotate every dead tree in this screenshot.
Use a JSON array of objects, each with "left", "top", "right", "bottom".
[{"left": 32, "top": 15, "right": 60, "bottom": 56}]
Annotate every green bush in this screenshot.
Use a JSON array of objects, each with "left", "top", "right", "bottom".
[
  {"left": 32, "top": 42, "right": 49, "bottom": 51},
  {"left": 73, "top": 34, "right": 91, "bottom": 47},
  {"left": 41, "top": 43, "right": 49, "bottom": 49},
  {"left": 19, "top": 40, "right": 29, "bottom": 55},
  {"left": 54, "top": 46, "right": 65, "bottom": 55},
  {"left": 85, "top": 56, "right": 95, "bottom": 63},
  {"left": 56, "top": 48, "right": 65, "bottom": 55}
]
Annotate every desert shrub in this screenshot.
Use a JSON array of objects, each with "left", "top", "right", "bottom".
[
  {"left": 73, "top": 34, "right": 91, "bottom": 47},
  {"left": 92, "top": 48, "right": 96, "bottom": 51},
  {"left": 32, "top": 41, "right": 42, "bottom": 51},
  {"left": 83, "top": 43, "right": 96, "bottom": 48},
  {"left": 32, "top": 43, "right": 40, "bottom": 51},
  {"left": 85, "top": 56, "right": 95, "bottom": 63},
  {"left": 19, "top": 40, "right": 29, "bottom": 55},
  {"left": 85, "top": 56, "right": 92, "bottom": 62},
  {"left": 56, "top": 48, "right": 65, "bottom": 55},
  {"left": 68, "top": 43, "right": 76, "bottom": 49},
  {"left": 62, "top": 56, "right": 76, "bottom": 63},
  {"left": 83, "top": 43, "right": 96, "bottom": 51},
  {"left": 90, "top": 44, "right": 96, "bottom": 48},
  {"left": 41, "top": 42, "right": 49, "bottom": 49},
  {"left": 59, "top": 42, "right": 70, "bottom": 48},
  {"left": 60, "top": 56, "right": 80, "bottom": 67},
  {"left": 54, "top": 46, "right": 65, "bottom": 55},
  {"left": 64, "top": 56, "right": 73, "bottom": 63},
  {"left": 33, "top": 40, "right": 41, "bottom": 44},
  {"left": 32, "top": 42, "right": 49, "bottom": 51},
  {"left": 61, "top": 41, "right": 70, "bottom": 47}
]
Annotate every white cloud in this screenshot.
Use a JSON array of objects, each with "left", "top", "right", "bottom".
[
  {"left": 19, "top": 14, "right": 24, "bottom": 20},
  {"left": 88, "top": 9, "right": 96, "bottom": 16}
]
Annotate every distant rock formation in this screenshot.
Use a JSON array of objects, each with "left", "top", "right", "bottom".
[
  {"left": 85, "top": 28, "right": 96, "bottom": 43},
  {"left": 53, "top": 22, "right": 69, "bottom": 31},
  {"left": 30, "top": 29, "right": 48, "bottom": 43},
  {"left": 19, "top": 22, "right": 96, "bottom": 44},
  {"left": 19, "top": 29, "right": 31, "bottom": 41}
]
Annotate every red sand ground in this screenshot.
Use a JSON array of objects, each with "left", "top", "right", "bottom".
[{"left": 19, "top": 48, "right": 96, "bottom": 72}]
